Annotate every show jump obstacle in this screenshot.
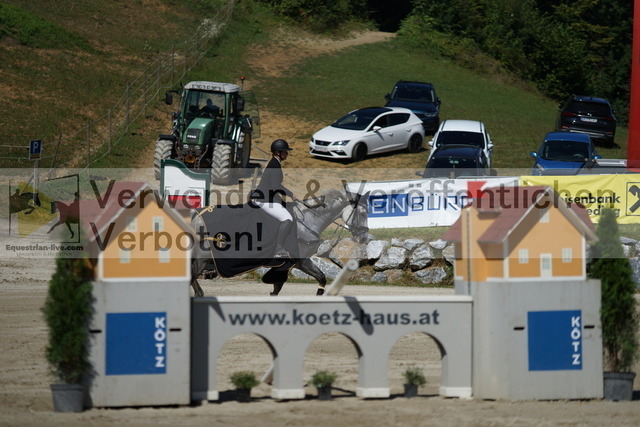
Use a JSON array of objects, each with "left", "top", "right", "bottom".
[{"left": 84, "top": 185, "right": 604, "bottom": 407}]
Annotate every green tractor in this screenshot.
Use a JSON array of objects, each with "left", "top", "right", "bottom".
[{"left": 153, "top": 81, "right": 259, "bottom": 185}]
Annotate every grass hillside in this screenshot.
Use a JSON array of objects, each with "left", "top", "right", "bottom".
[
  {"left": 1, "top": 0, "right": 628, "bottom": 172},
  {"left": 0, "top": 0, "right": 247, "bottom": 167}
]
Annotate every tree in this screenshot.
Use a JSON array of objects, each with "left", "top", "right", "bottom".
[
  {"left": 589, "top": 209, "right": 639, "bottom": 373},
  {"left": 42, "top": 253, "right": 94, "bottom": 384}
]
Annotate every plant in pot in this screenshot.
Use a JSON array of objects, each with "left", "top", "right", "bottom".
[
  {"left": 42, "top": 250, "right": 94, "bottom": 412},
  {"left": 588, "top": 208, "right": 639, "bottom": 401},
  {"left": 310, "top": 370, "right": 336, "bottom": 400},
  {"left": 230, "top": 371, "right": 260, "bottom": 402},
  {"left": 402, "top": 366, "right": 426, "bottom": 398}
]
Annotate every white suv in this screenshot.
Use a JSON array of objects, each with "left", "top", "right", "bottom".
[{"left": 427, "top": 120, "right": 494, "bottom": 167}]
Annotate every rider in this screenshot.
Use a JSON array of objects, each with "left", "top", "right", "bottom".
[{"left": 250, "top": 139, "right": 299, "bottom": 258}]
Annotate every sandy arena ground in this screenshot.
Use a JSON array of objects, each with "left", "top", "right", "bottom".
[{"left": 1, "top": 224, "right": 640, "bottom": 426}]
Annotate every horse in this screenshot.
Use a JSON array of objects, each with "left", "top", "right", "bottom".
[
  {"left": 9, "top": 190, "right": 41, "bottom": 215},
  {"left": 190, "top": 189, "right": 370, "bottom": 297},
  {"left": 48, "top": 194, "right": 80, "bottom": 239}
]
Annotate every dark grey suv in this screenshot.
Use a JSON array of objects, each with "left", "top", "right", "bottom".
[
  {"left": 385, "top": 80, "right": 441, "bottom": 134},
  {"left": 556, "top": 95, "right": 616, "bottom": 146}
]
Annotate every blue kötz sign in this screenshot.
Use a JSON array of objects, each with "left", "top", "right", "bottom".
[
  {"left": 106, "top": 312, "right": 167, "bottom": 375},
  {"left": 528, "top": 310, "right": 582, "bottom": 371}
]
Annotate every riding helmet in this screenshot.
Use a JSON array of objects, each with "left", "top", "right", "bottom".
[{"left": 271, "top": 139, "right": 293, "bottom": 153}]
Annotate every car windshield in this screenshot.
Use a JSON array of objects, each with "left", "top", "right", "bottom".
[
  {"left": 391, "top": 86, "right": 435, "bottom": 103},
  {"left": 436, "top": 131, "right": 485, "bottom": 148},
  {"left": 566, "top": 101, "right": 611, "bottom": 117},
  {"left": 332, "top": 110, "right": 380, "bottom": 130},
  {"left": 541, "top": 140, "right": 590, "bottom": 162}
]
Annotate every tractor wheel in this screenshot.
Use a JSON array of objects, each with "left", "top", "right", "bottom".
[
  {"left": 210, "top": 143, "right": 233, "bottom": 185},
  {"left": 239, "top": 133, "right": 252, "bottom": 168},
  {"left": 153, "top": 139, "right": 174, "bottom": 180}
]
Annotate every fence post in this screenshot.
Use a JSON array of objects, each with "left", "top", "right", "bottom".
[
  {"left": 184, "top": 41, "right": 188, "bottom": 74},
  {"left": 108, "top": 109, "right": 112, "bottom": 153},
  {"left": 87, "top": 121, "right": 91, "bottom": 167},
  {"left": 144, "top": 68, "right": 148, "bottom": 118},
  {"left": 126, "top": 83, "right": 131, "bottom": 129},
  {"left": 157, "top": 60, "right": 161, "bottom": 97},
  {"left": 51, "top": 134, "right": 62, "bottom": 169}
]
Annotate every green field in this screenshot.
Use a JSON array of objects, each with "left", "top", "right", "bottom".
[{"left": 2, "top": 0, "right": 636, "bottom": 238}]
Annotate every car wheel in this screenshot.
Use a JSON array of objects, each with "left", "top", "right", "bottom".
[
  {"left": 352, "top": 143, "right": 367, "bottom": 162},
  {"left": 407, "top": 134, "right": 423, "bottom": 153}
]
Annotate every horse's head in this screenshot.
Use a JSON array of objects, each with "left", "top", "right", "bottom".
[{"left": 342, "top": 190, "right": 370, "bottom": 244}]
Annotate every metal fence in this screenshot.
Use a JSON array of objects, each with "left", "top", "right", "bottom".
[{"left": 0, "top": 0, "right": 235, "bottom": 172}]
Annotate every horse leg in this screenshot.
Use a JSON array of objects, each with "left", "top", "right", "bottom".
[
  {"left": 66, "top": 222, "right": 75, "bottom": 239},
  {"left": 296, "top": 258, "right": 327, "bottom": 296},
  {"left": 191, "top": 277, "right": 205, "bottom": 297},
  {"left": 48, "top": 220, "right": 63, "bottom": 234},
  {"left": 190, "top": 257, "right": 207, "bottom": 297},
  {"left": 270, "top": 283, "right": 284, "bottom": 296}
]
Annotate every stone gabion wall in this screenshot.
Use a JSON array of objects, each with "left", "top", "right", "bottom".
[
  {"left": 289, "top": 236, "right": 456, "bottom": 285},
  {"left": 287, "top": 235, "right": 640, "bottom": 289}
]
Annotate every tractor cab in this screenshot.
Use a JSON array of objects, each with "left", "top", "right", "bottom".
[{"left": 154, "top": 81, "right": 260, "bottom": 184}]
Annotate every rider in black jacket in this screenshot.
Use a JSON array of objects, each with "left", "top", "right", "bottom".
[{"left": 251, "top": 139, "right": 299, "bottom": 258}]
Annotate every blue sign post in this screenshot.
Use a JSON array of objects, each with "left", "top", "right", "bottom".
[{"left": 29, "top": 139, "right": 42, "bottom": 160}]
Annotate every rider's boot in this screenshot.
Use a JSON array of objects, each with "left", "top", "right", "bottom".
[{"left": 275, "top": 220, "right": 294, "bottom": 258}]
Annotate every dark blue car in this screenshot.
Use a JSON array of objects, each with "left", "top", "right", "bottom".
[
  {"left": 385, "top": 81, "right": 441, "bottom": 134},
  {"left": 530, "top": 131, "right": 600, "bottom": 175},
  {"left": 421, "top": 144, "right": 493, "bottom": 178}
]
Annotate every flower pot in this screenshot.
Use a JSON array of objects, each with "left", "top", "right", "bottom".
[
  {"left": 404, "top": 383, "right": 418, "bottom": 398},
  {"left": 236, "top": 388, "right": 252, "bottom": 403},
  {"left": 603, "top": 372, "right": 636, "bottom": 401},
  {"left": 317, "top": 386, "right": 332, "bottom": 400},
  {"left": 50, "top": 383, "right": 84, "bottom": 412}
]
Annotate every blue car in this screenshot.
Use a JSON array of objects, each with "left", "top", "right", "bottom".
[
  {"left": 385, "top": 81, "right": 441, "bottom": 134},
  {"left": 530, "top": 131, "right": 600, "bottom": 175}
]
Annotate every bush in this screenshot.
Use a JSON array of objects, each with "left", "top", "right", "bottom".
[
  {"left": 310, "top": 370, "right": 336, "bottom": 388},
  {"left": 403, "top": 366, "right": 426, "bottom": 386},
  {"left": 230, "top": 371, "right": 260, "bottom": 389},
  {"left": 588, "top": 209, "right": 639, "bottom": 373},
  {"left": 42, "top": 254, "right": 94, "bottom": 384},
  {"left": 258, "top": 0, "right": 366, "bottom": 32}
]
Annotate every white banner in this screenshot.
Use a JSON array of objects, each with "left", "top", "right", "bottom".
[
  {"left": 160, "top": 160, "right": 210, "bottom": 210},
  {"left": 346, "top": 177, "right": 519, "bottom": 228}
]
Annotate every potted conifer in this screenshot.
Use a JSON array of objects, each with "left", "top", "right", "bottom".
[
  {"left": 402, "top": 366, "right": 426, "bottom": 398},
  {"left": 588, "top": 208, "right": 639, "bottom": 401},
  {"left": 230, "top": 371, "right": 260, "bottom": 402},
  {"left": 311, "top": 370, "right": 337, "bottom": 400},
  {"left": 42, "top": 251, "right": 94, "bottom": 412}
]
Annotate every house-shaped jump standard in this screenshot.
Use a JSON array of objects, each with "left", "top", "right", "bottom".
[{"left": 442, "top": 185, "right": 597, "bottom": 283}]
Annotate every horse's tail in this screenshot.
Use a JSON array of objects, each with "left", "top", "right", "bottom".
[
  {"left": 33, "top": 193, "right": 41, "bottom": 207},
  {"left": 50, "top": 201, "right": 59, "bottom": 215}
]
